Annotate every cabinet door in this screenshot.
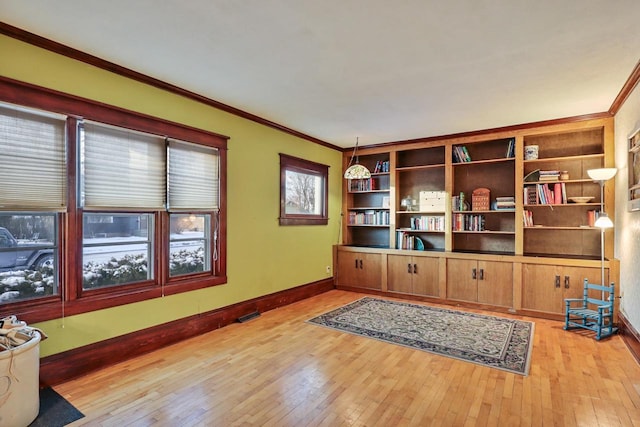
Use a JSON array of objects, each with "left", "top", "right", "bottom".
[
  {"left": 447, "top": 259, "right": 478, "bottom": 301},
  {"left": 477, "top": 261, "right": 513, "bottom": 307},
  {"left": 387, "top": 255, "right": 413, "bottom": 294},
  {"left": 336, "top": 251, "right": 362, "bottom": 287},
  {"left": 561, "top": 266, "right": 604, "bottom": 301},
  {"left": 522, "top": 264, "right": 563, "bottom": 313},
  {"left": 412, "top": 257, "right": 440, "bottom": 297},
  {"left": 359, "top": 253, "right": 382, "bottom": 290}
]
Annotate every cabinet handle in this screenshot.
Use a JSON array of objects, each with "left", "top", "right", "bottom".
[
  {"left": 472, "top": 268, "right": 477, "bottom": 280},
  {"left": 564, "top": 275, "right": 570, "bottom": 289},
  {"left": 414, "top": 264, "right": 417, "bottom": 274},
  {"left": 408, "top": 263, "right": 412, "bottom": 274},
  {"left": 355, "top": 259, "right": 358, "bottom": 269},
  {"left": 479, "top": 268, "right": 484, "bottom": 280},
  {"left": 359, "top": 259, "right": 363, "bottom": 269},
  {"left": 555, "top": 275, "right": 561, "bottom": 288}
]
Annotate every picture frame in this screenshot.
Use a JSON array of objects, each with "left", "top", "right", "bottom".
[{"left": 628, "top": 126, "right": 640, "bottom": 211}]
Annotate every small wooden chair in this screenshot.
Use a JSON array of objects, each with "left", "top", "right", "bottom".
[{"left": 564, "top": 279, "right": 617, "bottom": 340}]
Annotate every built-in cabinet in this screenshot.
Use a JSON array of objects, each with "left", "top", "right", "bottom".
[
  {"left": 387, "top": 255, "right": 439, "bottom": 297},
  {"left": 447, "top": 259, "right": 513, "bottom": 307},
  {"left": 521, "top": 263, "right": 604, "bottom": 315},
  {"left": 335, "top": 251, "right": 382, "bottom": 290},
  {"left": 337, "top": 118, "right": 617, "bottom": 320}
]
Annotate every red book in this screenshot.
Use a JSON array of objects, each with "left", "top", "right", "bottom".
[{"left": 553, "top": 183, "right": 562, "bottom": 205}]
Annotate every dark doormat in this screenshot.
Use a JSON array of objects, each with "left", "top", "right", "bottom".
[{"left": 29, "top": 387, "right": 84, "bottom": 427}]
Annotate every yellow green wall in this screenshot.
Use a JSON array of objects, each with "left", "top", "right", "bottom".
[{"left": 1, "top": 35, "right": 343, "bottom": 357}]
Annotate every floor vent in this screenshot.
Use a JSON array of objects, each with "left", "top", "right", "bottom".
[{"left": 237, "top": 311, "right": 260, "bottom": 323}]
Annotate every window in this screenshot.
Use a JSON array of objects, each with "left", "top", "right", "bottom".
[
  {"left": 0, "top": 78, "right": 227, "bottom": 322},
  {"left": 279, "top": 154, "right": 329, "bottom": 225}
]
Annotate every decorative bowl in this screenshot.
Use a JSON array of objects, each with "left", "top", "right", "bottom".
[{"left": 569, "top": 196, "right": 594, "bottom": 203}]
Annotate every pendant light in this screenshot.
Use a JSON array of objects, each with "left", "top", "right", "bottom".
[{"left": 344, "top": 137, "right": 371, "bottom": 179}]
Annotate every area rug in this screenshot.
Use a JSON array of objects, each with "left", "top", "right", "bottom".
[
  {"left": 308, "top": 297, "right": 534, "bottom": 375},
  {"left": 29, "top": 387, "right": 84, "bottom": 427}
]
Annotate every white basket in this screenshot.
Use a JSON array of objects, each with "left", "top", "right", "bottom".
[{"left": 0, "top": 332, "right": 41, "bottom": 427}]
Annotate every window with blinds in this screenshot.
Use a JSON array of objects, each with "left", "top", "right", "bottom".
[
  {"left": 0, "top": 103, "right": 67, "bottom": 210},
  {"left": 81, "top": 122, "right": 166, "bottom": 209},
  {"left": 168, "top": 139, "right": 219, "bottom": 210}
]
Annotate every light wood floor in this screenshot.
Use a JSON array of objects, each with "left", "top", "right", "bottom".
[{"left": 56, "top": 290, "right": 640, "bottom": 426}]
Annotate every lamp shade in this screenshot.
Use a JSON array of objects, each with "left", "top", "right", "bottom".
[
  {"left": 594, "top": 213, "right": 614, "bottom": 229},
  {"left": 587, "top": 168, "right": 617, "bottom": 181}
]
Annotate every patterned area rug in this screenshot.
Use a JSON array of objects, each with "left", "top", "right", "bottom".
[{"left": 308, "top": 297, "right": 534, "bottom": 375}]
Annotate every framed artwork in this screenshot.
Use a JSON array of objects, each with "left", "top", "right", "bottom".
[
  {"left": 279, "top": 153, "right": 329, "bottom": 225},
  {"left": 628, "top": 127, "right": 640, "bottom": 211}
]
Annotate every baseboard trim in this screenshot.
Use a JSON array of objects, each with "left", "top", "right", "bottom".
[
  {"left": 619, "top": 311, "right": 640, "bottom": 365},
  {"left": 40, "top": 278, "right": 334, "bottom": 386}
]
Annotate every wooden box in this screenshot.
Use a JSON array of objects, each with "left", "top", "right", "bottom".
[{"left": 472, "top": 188, "right": 490, "bottom": 211}]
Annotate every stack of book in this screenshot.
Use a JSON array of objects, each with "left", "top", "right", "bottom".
[
  {"left": 538, "top": 170, "right": 560, "bottom": 181},
  {"left": 495, "top": 196, "right": 515, "bottom": 210}
]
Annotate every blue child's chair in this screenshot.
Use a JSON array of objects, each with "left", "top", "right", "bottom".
[{"left": 564, "top": 279, "right": 617, "bottom": 340}]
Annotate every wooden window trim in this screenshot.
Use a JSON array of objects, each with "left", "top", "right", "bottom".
[
  {"left": 279, "top": 153, "right": 329, "bottom": 226},
  {"left": 0, "top": 76, "right": 228, "bottom": 324}
]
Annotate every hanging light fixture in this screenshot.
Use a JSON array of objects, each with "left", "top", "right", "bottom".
[{"left": 344, "top": 137, "right": 371, "bottom": 180}]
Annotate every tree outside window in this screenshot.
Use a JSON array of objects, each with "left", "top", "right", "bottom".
[{"left": 279, "top": 154, "right": 328, "bottom": 225}]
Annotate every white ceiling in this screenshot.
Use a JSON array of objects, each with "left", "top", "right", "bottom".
[{"left": 2, "top": 1, "right": 640, "bottom": 148}]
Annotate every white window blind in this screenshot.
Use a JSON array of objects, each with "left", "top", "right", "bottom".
[
  {"left": 0, "top": 104, "right": 67, "bottom": 210},
  {"left": 82, "top": 122, "right": 166, "bottom": 209},
  {"left": 168, "top": 140, "right": 219, "bottom": 210}
]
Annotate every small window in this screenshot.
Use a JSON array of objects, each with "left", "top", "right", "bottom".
[{"left": 279, "top": 154, "right": 328, "bottom": 225}]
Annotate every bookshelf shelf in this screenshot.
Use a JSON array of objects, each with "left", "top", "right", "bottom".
[
  {"left": 453, "top": 157, "right": 514, "bottom": 166},
  {"left": 453, "top": 210, "right": 515, "bottom": 214},
  {"left": 396, "top": 164, "right": 445, "bottom": 172},
  {"left": 523, "top": 153, "right": 604, "bottom": 164},
  {"left": 452, "top": 230, "right": 515, "bottom": 235},
  {"left": 525, "top": 226, "right": 598, "bottom": 230}
]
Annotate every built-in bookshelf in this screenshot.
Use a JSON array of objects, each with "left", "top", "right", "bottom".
[
  {"left": 522, "top": 127, "right": 605, "bottom": 258},
  {"left": 451, "top": 138, "right": 516, "bottom": 254},
  {"left": 345, "top": 152, "right": 391, "bottom": 247},
  {"left": 341, "top": 119, "right": 613, "bottom": 260},
  {"left": 395, "top": 146, "right": 446, "bottom": 251}
]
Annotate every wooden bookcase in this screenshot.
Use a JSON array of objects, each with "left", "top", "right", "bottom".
[
  {"left": 337, "top": 117, "right": 616, "bottom": 319},
  {"left": 341, "top": 118, "right": 614, "bottom": 260}
]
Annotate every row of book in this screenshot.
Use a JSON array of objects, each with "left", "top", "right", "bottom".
[
  {"left": 452, "top": 213, "right": 486, "bottom": 231},
  {"left": 348, "top": 210, "right": 390, "bottom": 225},
  {"left": 452, "top": 145, "right": 472, "bottom": 163},
  {"left": 372, "top": 160, "right": 390, "bottom": 173},
  {"left": 524, "top": 182, "right": 566, "bottom": 205},
  {"left": 407, "top": 215, "right": 445, "bottom": 231},
  {"left": 523, "top": 210, "right": 534, "bottom": 227},
  {"left": 348, "top": 178, "right": 382, "bottom": 192},
  {"left": 505, "top": 138, "right": 516, "bottom": 158},
  {"left": 396, "top": 232, "right": 425, "bottom": 250}
]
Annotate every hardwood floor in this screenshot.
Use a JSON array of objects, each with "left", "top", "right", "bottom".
[{"left": 55, "top": 290, "right": 640, "bottom": 426}]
